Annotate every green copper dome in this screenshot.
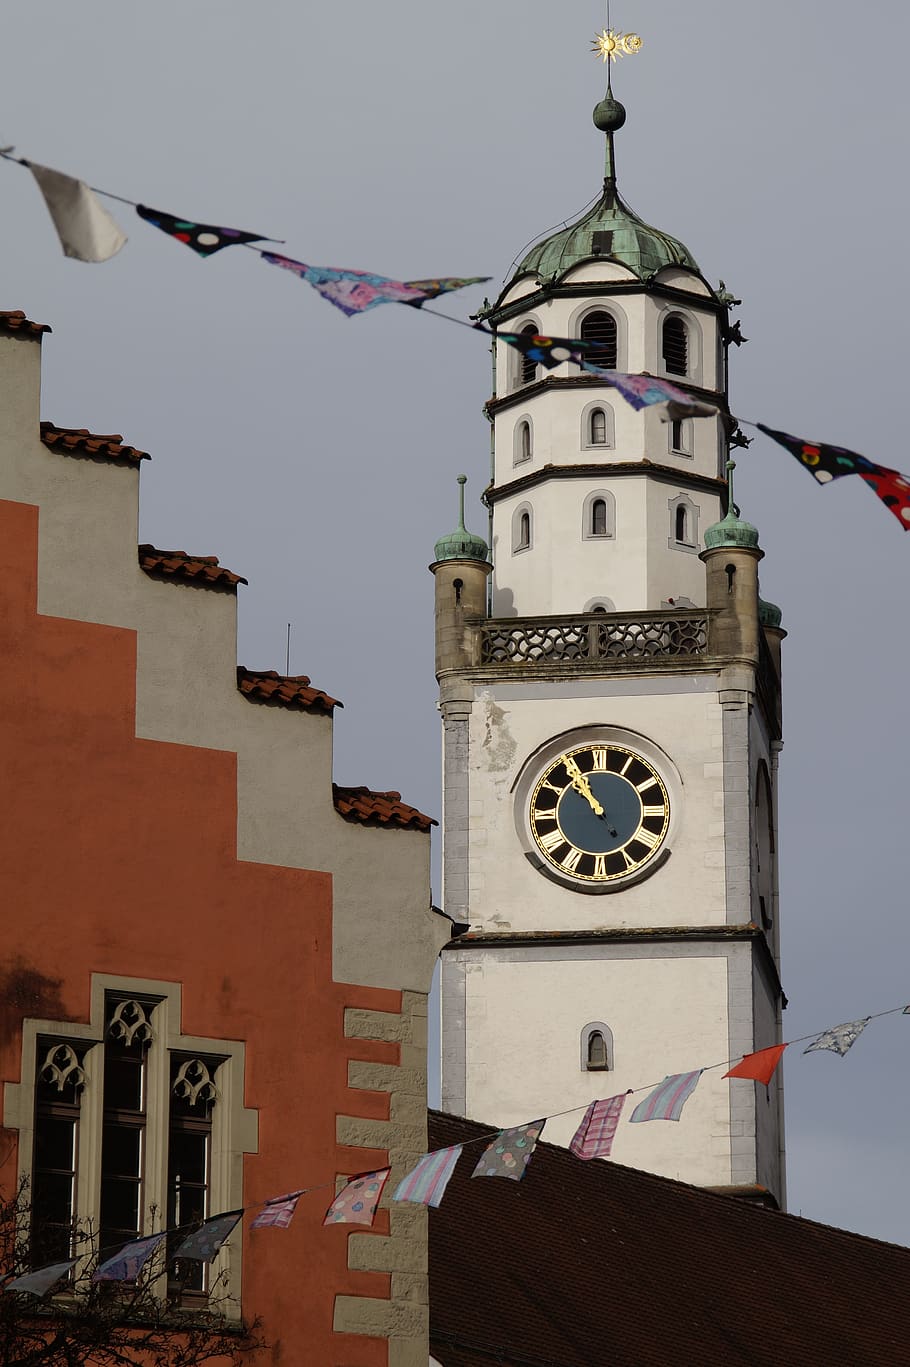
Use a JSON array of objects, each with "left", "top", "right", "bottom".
[
  {"left": 434, "top": 475, "right": 489, "bottom": 563},
  {"left": 515, "top": 94, "right": 701, "bottom": 284},
  {"left": 758, "top": 597, "right": 783, "bottom": 629},
  {"left": 704, "top": 462, "right": 761, "bottom": 551}
]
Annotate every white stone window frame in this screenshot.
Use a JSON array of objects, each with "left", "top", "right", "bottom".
[
  {"left": 513, "top": 414, "right": 534, "bottom": 467},
  {"left": 582, "top": 489, "right": 616, "bottom": 541},
  {"left": 668, "top": 415, "right": 693, "bottom": 457},
  {"left": 657, "top": 305, "right": 703, "bottom": 387},
  {"left": 668, "top": 492, "right": 701, "bottom": 554},
  {"left": 511, "top": 501, "right": 533, "bottom": 555},
  {"left": 567, "top": 301, "right": 628, "bottom": 373},
  {"left": 3, "top": 973, "right": 258, "bottom": 1316},
  {"left": 510, "top": 316, "right": 544, "bottom": 392},
  {"left": 580, "top": 1021, "right": 615, "bottom": 1072},
  {"left": 580, "top": 399, "right": 615, "bottom": 451},
  {"left": 583, "top": 596, "right": 616, "bottom": 613}
]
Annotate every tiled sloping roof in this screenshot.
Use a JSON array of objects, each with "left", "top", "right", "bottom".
[
  {"left": 41, "top": 423, "right": 149, "bottom": 465},
  {"left": 238, "top": 667, "right": 341, "bottom": 715},
  {"left": 333, "top": 784, "right": 436, "bottom": 831},
  {"left": 0, "top": 310, "right": 51, "bottom": 336},
  {"left": 429, "top": 1110, "right": 910, "bottom": 1367},
  {"left": 139, "top": 545, "right": 248, "bottom": 591}
]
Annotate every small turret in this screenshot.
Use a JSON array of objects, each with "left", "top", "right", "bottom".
[
  {"left": 430, "top": 476, "right": 492, "bottom": 675},
  {"left": 700, "top": 462, "right": 763, "bottom": 662}
]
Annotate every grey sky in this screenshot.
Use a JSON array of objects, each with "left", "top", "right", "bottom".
[{"left": 3, "top": 1, "right": 909, "bottom": 1242}]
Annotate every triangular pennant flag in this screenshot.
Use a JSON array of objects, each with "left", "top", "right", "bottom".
[
  {"left": 93, "top": 1232, "right": 167, "bottom": 1282},
  {"left": 323, "top": 1169, "right": 391, "bottom": 1226},
  {"left": 2, "top": 1259, "right": 75, "bottom": 1297},
  {"left": 756, "top": 423, "right": 872, "bottom": 484},
  {"left": 28, "top": 162, "right": 127, "bottom": 262},
  {"left": 569, "top": 1095, "right": 627, "bottom": 1160},
  {"left": 857, "top": 462, "right": 910, "bottom": 529},
  {"left": 136, "top": 204, "right": 273, "bottom": 257},
  {"left": 393, "top": 1146, "right": 462, "bottom": 1208},
  {"left": 261, "top": 252, "right": 487, "bottom": 315},
  {"left": 173, "top": 1209, "right": 243, "bottom": 1262},
  {"left": 723, "top": 1044, "right": 787, "bottom": 1087},
  {"left": 580, "top": 363, "right": 719, "bottom": 419},
  {"left": 496, "top": 330, "right": 599, "bottom": 370},
  {"left": 471, "top": 1122, "right": 544, "bottom": 1181},
  {"left": 803, "top": 1018, "right": 871, "bottom": 1058},
  {"left": 250, "top": 1191, "right": 302, "bottom": 1230},
  {"left": 630, "top": 1071, "right": 703, "bottom": 1123}
]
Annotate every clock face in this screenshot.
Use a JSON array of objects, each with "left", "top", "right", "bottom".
[{"left": 529, "top": 744, "right": 670, "bottom": 884}]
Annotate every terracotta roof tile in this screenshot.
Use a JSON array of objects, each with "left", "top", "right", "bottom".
[
  {"left": 139, "top": 544, "right": 248, "bottom": 591},
  {"left": 429, "top": 1110, "right": 910, "bottom": 1367},
  {"left": 0, "top": 309, "right": 51, "bottom": 336},
  {"left": 238, "top": 667, "right": 341, "bottom": 716},
  {"left": 333, "top": 784, "right": 436, "bottom": 831},
  {"left": 41, "top": 422, "right": 149, "bottom": 465}
]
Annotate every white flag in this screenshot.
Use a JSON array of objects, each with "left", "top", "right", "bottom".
[{"left": 29, "top": 162, "right": 126, "bottom": 263}]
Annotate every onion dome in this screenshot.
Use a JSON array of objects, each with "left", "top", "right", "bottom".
[
  {"left": 434, "top": 476, "right": 489, "bottom": 563},
  {"left": 515, "top": 93, "right": 701, "bottom": 284},
  {"left": 703, "top": 462, "right": 760, "bottom": 551},
  {"left": 758, "top": 597, "right": 783, "bottom": 629}
]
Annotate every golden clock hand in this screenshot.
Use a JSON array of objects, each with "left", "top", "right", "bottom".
[{"left": 564, "top": 757, "right": 605, "bottom": 816}]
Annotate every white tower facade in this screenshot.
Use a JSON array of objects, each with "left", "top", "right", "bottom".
[{"left": 432, "top": 87, "right": 786, "bottom": 1201}]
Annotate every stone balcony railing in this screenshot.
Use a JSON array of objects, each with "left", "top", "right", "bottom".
[{"left": 479, "top": 610, "right": 710, "bottom": 668}]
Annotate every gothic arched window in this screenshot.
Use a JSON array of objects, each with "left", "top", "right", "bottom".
[
  {"left": 580, "top": 311, "right": 618, "bottom": 370},
  {"left": 662, "top": 315, "right": 689, "bottom": 376},
  {"left": 580, "top": 1022, "right": 614, "bottom": 1072}
]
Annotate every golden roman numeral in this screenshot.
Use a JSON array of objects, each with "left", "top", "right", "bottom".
[
  {"left": 636, "top": 778, "right": 659, "bottom": 794},
  {"left": 591, "top": 748, "right": 608, "bottom": 771},
  {"left": 642, "top": 804, "right": 665, "bottom": 818},
  {"left": 634, "top": 826, "right": 660, "bottom": 849},
  {"left": 621, "top": 848, "right": 636, "bottom": 869},
  {"left": 540, "top": 780, "right": 561, "bottom": 794},
  {"left": 539, "top": 829, "right": 563, "bottom": 853},
  {"left": 620, "top": 755, "right": 634, "bottom": 775},
  {"left": 561, "top": 847, "right": 583, "bottom": 873},
  {"left": 594, "top": 855, "right": 607, "bottom": 878}
]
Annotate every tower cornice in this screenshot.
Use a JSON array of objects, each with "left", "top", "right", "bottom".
[
  {"left": 484, "top": 459, "right": 728, "bottom": 505},
  {"left": 485, "top": 372, "right": 729, "bottom": 419},
  {"left": 485, "top": 276, "right": 727, "bottom": 329}
]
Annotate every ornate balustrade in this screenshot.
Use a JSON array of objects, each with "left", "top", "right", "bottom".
[{"left": 479, "top": 610, "right": 710, "bottom": 668}]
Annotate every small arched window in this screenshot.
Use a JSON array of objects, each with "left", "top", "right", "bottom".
[
  {"left": 519, "top": 421, "right": 532, "bottom": 462},
  {"left": 591, "top": 498, "right": 608, "bottom": 537},
  {"left": 662, "top": 315, "right": 689, "bottom": 376},
  {"left": 590, "top": 408, "right": 608, "bottom": 445},
  {"left": 580, "top": 311, "right": 618, "bottom": 370},
  {"left": 518, "top": 511, "right": 531, "bottom": 548},
  {"left": 513, "top": 503, "right": 533, "bottom": 553},
  {"left": 675, "top": 504, "right": 688, "bottom": 544},
  {"left": 518, "top": 323, "right": 540, "bottom": 387},
  {"left": 580, "top": 1022, "right": 614, "bottom": 1072}
]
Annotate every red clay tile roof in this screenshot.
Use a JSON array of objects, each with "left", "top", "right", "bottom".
[
  {"left": 41, "top": 422, "right": 149, "bottom": 465},
  {"left": 238, "top": 667, "right": 341, "bottom": 716},
  {"left": 429, "top": 1109, "right": 910, "bottom": 1367},
  {"left": 0, "top": 310, "right": 51, "bottom": 336},
  {"left": 139, "top": 544, "right": 248, "bottom": 591},
  {"left": 333, "top": 784, "right": 436, "bottom": 831}
]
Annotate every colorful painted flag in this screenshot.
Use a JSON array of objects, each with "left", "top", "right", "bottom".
[
  {"left": 93, "top": 1232, "right": 167, "bottom": 1282},
  {"left": 755, "top": 423, "right": 872, "bottom": 484},
  {"left": 497, "top": 330, "right": 600, "bottom": 370},
  {"left": 3, "top": 1259, "right": 75, "bottom": 1297},
  {"left": 393, "top": 1146, "right": 462, "bottom": 1207},
  {"left": 251, "top": 1191, "right": 302, "bottom": 1230},
  {"left": 323, "top": 1169, "right": 391, "bottom": 1226},
  {"left": 471, "top": 1121, "right": 544, "bottom": 1181},
  {"left": 723, "top": 1044, "right": 787, "bottom": 1087},
  {"left": 136, "top": 204, "right": 274, "bottom": 257},
  {"left": 173, "top": 1210, "right": 243, "bottom": 1262},
  {"left": 803, "top": 1018, "right": 871, "bottom": 1058},
  {"left": 29, "top": 162, "right": 127, "bottom": 262},
  {"left": 261, "top": 252, "right": 487, "bottom": 315},
  {"left": 858, "top": 462, "right": 910, "bottom": 529},
  {"left": 569, "top": 1095, "right": 627, "bottom": 1160},
  {"left": 629, "top": 1071, "right": 703, "bottom": 1123},
  {"left": 580, "top": 363, "right": 719, "bottom": 419}
]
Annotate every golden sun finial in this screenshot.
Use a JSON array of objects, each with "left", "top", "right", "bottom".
[{"left": 591, "top": 28, "right": 643, "bottom": 63}]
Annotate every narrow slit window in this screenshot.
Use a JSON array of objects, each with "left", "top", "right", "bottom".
[
  {"left": 519, "top": 421, "right": 532, "bottom": 462},
  {"left": 663, "top": 316, "right": 688, "bottom": 376},
  {"left": 670, "top": 418, "right": 684, "bottom": 452},
  {"left": 518, "top": 511, "right": 531, "bottom": 549},
  {"left": 590, "top": 408, "right": 608, "bottom": 445},
  {"left": 591, "top": 499, "right": 608, "bottom": 537},
  {"left": 580, "top": 312, "right": 618, "bottom": 370},
  {"left": 675, "top": 505, "right": 689, "bottom": 543}
]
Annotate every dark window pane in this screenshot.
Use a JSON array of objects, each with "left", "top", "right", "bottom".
[
  {"left": 33, "top": 1170, "right": 74, "bottom": 1225},
  {"left": 104, "top": 1054, "right": 144, "bottom": 1113},
  {"left": 100, "top": 1177, "right": 140, "bottom": 1238},
  {"left": 169, "top": 1130, "right": 208, "bottom": 1188},
  {"left": 35, "top": 1116, "right": 76, "bottom": 1172},
  {"left": 102, "top": 1124, "right": 141, "bottom": 1178}
]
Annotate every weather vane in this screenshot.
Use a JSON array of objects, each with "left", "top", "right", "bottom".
[{"left": 591, "top": 28, "right": 642, "bottom": 63}]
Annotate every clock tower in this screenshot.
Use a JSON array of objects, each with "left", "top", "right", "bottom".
[{"left": 431, "top": 68, "right": 786, "bottom": 1200}]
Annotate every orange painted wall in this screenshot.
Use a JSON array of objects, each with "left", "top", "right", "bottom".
[{"left": 0, "top": 497, "right": 399, "bottom": 1366}]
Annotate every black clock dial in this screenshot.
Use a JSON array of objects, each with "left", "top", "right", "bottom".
[{"left": 529, "top": 744, "right": 669, "bottom": 883}]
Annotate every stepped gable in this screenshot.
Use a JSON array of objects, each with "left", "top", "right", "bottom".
[
  {"left": 40, "top": 422, "right": 149, "bottom": 465},
  {"left": 238, "top": 666, "right": 341, "bottom": 715},
  {"left": 333, "top": 784, "right": 436, "bottom": 831},
  {"left": 429, "top": 1109, "right": 910, "bottom": 1367},
  {"left": 139, "top": 544, "right": 248, "bottom": 591},
  {"left": 0, "top": 310, "right": 51, "bottom": 335}
]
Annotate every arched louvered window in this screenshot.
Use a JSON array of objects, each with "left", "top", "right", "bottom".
[
  {"left": 590, "top": 408, "right": 608, "bottom": 445},
  {"left": 519, "top": 421, "right": 532, "bottom": 462},
  {"left": 675, "top": 504, "right": 688, "bottom": 543},
  {"left": 663, "top": 315, "right": 689, "bottom": 376},
  {"left": 591, "top": 499, "right": 608, "bottom": 537},
  {"left": 580, "top": 311, "right": 618, "bottom": 370},
  {"left": 519, "top": 324, "right": 539, "bottom": 386}
]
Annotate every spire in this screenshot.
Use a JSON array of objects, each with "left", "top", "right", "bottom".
[
  {"left": 433, "top": 475, "right": 489, "bottom": 564},
  {"left": 703, "top": 461, "right": 761, "bottom": 550}
]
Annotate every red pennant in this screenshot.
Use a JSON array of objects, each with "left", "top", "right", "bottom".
[
  {"left": 858, "top": 462, "right": 910, "bottom": 529},
  {"left": 723, "top": 1044, "right": 787, "bottom": 1086}
]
